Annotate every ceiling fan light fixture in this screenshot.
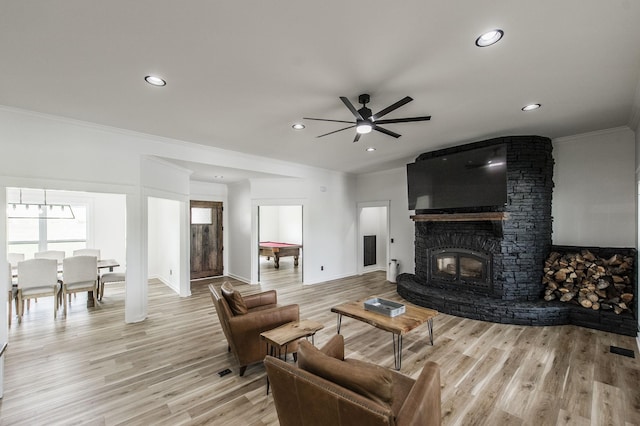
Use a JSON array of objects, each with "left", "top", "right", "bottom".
[
  {"left": 475, "top": 29, "right": 504, "bottom": 47},
  {"left": 522, "top": 103, "right": 541, "bottom": 111},
  {"left": 356, "top": 122, "right": 373, "bottom": 134},
  {"left": 292, "top": 123, "right": 305, "bottom": 130},
  {"left": 145, "top": 75, "right": 166, "bottom": 86},
  {"left": 366, "top": 147, "right": 376, "bottom": 152}
]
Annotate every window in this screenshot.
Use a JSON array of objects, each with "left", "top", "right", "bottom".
[{"left": 7, "top": 204, "right": 88, "bottom": 258}]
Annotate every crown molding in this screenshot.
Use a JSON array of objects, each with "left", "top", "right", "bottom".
[{"left": 553, "top": 126, "right": 632, "bottom": 144}]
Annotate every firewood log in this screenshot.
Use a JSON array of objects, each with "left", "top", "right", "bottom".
[
  {"left": 621, "top": 293, "right": 634, "bottom": 303},
  {"left": 581, "top": 250, "right": 596, "bottom": 261},
  {"left": 579, "top": 298, "right": 593, "bottom": 308},
  {"left": 560, "top": 292, "right": 576, "bottom": 302}
]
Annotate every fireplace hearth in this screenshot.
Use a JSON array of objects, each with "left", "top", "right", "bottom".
[{"left": 397, "top": 136, "right": 638, "bottom": 336}]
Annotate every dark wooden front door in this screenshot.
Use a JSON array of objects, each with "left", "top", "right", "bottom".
[{"left": 190, "top": 201, "right": 223, "bottom": 279}]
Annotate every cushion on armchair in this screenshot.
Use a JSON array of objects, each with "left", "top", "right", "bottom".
[
  {"left": 297, "top": 337, "right": 393, "bottom": 408},
  {"left": 318, "top": 333, "right": 345, "bottom": 360},
  {"left": 220, "top": 282, "right": 248, "bottom": 315}
]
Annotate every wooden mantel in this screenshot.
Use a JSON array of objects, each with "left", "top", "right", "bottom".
[{"left": 410, "top": 212, "right": 509, "bottom": 222}]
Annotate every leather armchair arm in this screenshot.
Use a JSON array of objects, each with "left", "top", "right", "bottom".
[
  {"left": 396, "top": 361, "right": 441, "bottom": 426},
  {"left": 228, "top": 303, "right": 300, "bottom": 364},
  {"left": 244, "top": 290, "right": 277, "bottom": 309}
]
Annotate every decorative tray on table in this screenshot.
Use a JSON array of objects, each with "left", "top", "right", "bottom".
[{"left": 364, "top": 298, "right": 406, "bottom": 317}]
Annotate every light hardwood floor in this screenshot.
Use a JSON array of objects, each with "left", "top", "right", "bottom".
[{"left": 1, "top": 258, "right": 639, "bottom": 425}]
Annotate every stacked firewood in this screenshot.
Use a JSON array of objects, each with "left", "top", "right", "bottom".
[{"left": 542, "top": 250, "right": 634, "bottom": 314}]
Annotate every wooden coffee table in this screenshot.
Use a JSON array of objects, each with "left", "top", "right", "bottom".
[
  {"left": 331, "top": 297, "right": 437, "bottom": 370},
  {"left": 261, "top": 319, "right": 324, "bottom": 394}
]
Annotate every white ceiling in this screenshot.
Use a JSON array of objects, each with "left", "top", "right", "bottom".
[{"left": 2, "top": 1, "right": 640, "bottom": 178}]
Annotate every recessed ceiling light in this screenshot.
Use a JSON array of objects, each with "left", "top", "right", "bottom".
[
  {"left": 145, "top": 75, "right": 166, "bottom": 86},
  {"left": 475, "top": 29, "right": 504, "bottom": 47},
  {"left": 366, "top": 147, "right": 376, "bottom": 152},
  {"left": 522, "top": 103, "right": 541, "bottom": 111},
  {"left": 292, "top": 123, "right": 305, "bottom": 130}
]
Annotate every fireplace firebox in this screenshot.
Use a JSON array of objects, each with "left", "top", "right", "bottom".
[{"left": 430, "top": 248, "right": 491, "bottom": 290}]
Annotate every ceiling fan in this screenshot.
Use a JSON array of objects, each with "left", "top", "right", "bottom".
[{"left": 304, "top": 94, "right": 431, "bottom": 142}]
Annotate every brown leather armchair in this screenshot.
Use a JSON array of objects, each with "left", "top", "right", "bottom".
[
  {"left": 209, "top": 283, "right": 299, "bottom": 376},
  {"left": 265, "top": 334, "right": 441, "bottom": 426}
]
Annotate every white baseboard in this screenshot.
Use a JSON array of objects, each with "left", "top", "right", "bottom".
[
  {"left": 303, "top": 271, "right": 357, "bottom": 285},
  {"left": 227, "top": 273, "right": 251, "bottom": 284},
  {"left": 152, "top": 275, "right": 179, "bottom": 295}
]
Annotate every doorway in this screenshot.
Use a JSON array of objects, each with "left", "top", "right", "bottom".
[
  {"left": 357, "top": 202, "right": 390, "bottom": 277},
  {"left": 190, "top": 200, "right": 223, "bottom": 279},
  {"left": 258, "top": 205, "right": 303, "bottom": 283}
]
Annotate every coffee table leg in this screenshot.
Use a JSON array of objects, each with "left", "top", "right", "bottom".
[
  {"left": 428, "top": 318, "right": 434, "bottom": 345},
  {"left": 392, "top": 333, "right": 403, "bottom": 370},
  {"left": 336, "top": 314, "right": 342, "bottom": 334}
]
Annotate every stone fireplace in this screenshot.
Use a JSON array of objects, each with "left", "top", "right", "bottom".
[{"left": 397, "top": 135, "right": 638, "bottom": 336}]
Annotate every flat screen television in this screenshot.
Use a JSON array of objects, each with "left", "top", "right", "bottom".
[{"left": 407, "top": 144, "right": 507, "bottom": 211}]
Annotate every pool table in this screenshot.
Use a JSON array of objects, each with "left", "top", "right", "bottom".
[{"left": 259, "top": 241, "right": 302, "bottom": 269}]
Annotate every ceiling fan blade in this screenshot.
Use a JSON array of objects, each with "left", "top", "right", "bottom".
[
  {"left": 303, "top": 117, "right": 355, "bottom": 124},
  {"left": 340, "top": 96, "right": 364, "bottom": 120},
  {"left": 371, "top": 96, "right": 413, "bottom": 120},
  {"left": 374, "top": 116, "right": 431, "bottom": 124},
  {"left": 353, "top": 133, "right": 361, "bottom": 143},
  {"left": 316, "top": 125, "right": 356, "bottom": 138},
  {"left": 374, "top": 126, "right": 401, "bottom": 138}
]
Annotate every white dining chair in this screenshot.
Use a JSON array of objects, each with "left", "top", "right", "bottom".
[
  {"left": 34, "top": 250, "right": 65, "bottom": 262},
  {"left": 16, "top": 258, "right": 61, "bottom": 322},
  {"left": 73, "top": 248, "right": 101, "bottom": 259},
  {"left": 7, "top": 261, "right": 18, "bottom": 326},
  {"left": 62, "top": 255, "right": 98, "bottom": 315},
  {"left": 99, "top": 271, "right": 125, "bottom": 301},
  {"left": 7, "top": 252, "right": 24, "bottom": 285}
]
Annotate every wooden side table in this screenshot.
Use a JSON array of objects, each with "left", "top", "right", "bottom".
[{"left": 261, "top": 319, "right": 324, "bottom": 394}]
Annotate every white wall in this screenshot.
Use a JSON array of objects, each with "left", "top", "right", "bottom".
[
  {"left": 278, "top": 206, "right": 302, "bottom": 244},
  {"left": 259, "top": 206, "right": 280, "bottom": 242},
  {"left": 259, "top": 205, "right": 302, "bottom": 245},
  {"left": 91, "top": 192, "right": 126, "bottom": 270},
  {"left": 0, "top": 189, "right": 7, "bottom": 398},
  {"left": 553, "top": 127, "right": 636, "bottom": 247},
  {"left": 356, "top": 168, "right": 415, "bottom": 275},
  {"left": 227, "top": 180, "right": 252, "bottom": 283},
  {"left": 147, "top": 197, "right": 181, "bottom": 293}
]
